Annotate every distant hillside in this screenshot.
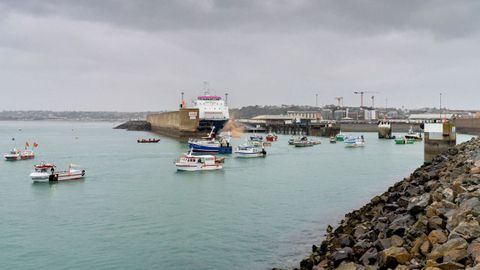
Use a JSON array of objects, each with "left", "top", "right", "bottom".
[
  {"left": 229, "top": 105, "right": 323, "bottom": 119},
  {"left": 0, "top": 111, "right": 154, "bottom": 121}
]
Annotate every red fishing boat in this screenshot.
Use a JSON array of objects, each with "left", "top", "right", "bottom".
[
  {"left": 266, "top": 133, "right": 278, "bottom": 142},
  {"left": 137, "top": 138, "right": 160, "bottom": 143}
]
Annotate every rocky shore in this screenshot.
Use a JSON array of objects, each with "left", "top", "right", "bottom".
[
  {"left": 284, "top": 137, "right": 480, "bottom": 270},
  {"left": 114, "top": 120, "right": 151, "bottom": 131}
]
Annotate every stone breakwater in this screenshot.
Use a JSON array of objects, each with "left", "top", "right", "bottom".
[{"left": 285, "top": 138, "right": 480, "bottom": 270}]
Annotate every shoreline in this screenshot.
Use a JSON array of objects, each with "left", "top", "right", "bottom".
[{"left": 279, "top": 137, "right": 480, "bottom": 270}]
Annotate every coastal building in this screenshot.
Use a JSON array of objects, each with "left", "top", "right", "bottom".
[
  {"left": 408, "top": 113, "right": 453, "bottom": 122},
  {"left": 286, "top": 111, "right": 322, "bottom": 120},
  {"left": 364, "top": 109, "right": 377, "bottom": 121}
]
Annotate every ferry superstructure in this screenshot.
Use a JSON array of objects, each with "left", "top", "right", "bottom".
[{"left": 192, "top": 94, "right": 230, "bottom": 132}]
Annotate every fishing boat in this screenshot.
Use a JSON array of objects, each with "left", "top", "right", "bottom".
[
  {"left": 405, "top": 126, "right": 422, "bottom": 140},
  {"left": 175, "top": 152, "right": 224, "bottom": 171},
  {"left": 335, "top": 133, "right": 347, "bottom": 142},
  {"left": 378, "top": 121, "right": 395, "bottom": 139},
  {"left": 395, "top": 137, "right": 415, "bottom": 145},
  {"left": 234, "top": 143, "right": 266, "bottom": 158},
  {"left": 344, "top": 136, "right": 365, "bottom": 148},
  {"left": 293, "top": 136, "right": 315, "bottom": 147},
  {"left": 4, "top": 148, "right": 35, "bottom": 161},
  {"left": 249, "top": 134, "right": 263, "bottom": 142},
  {"left": 188, "top": 127, "right": 232, "bottom": 154},
  {"left": 30, "top": 163, "right": 86, "bottom": 182},
  {"left": 265, "top": 133, "right": 278, "bottom": 142},
  {"left": 137, "top": 138, "right": 160, "bottom": 143}
]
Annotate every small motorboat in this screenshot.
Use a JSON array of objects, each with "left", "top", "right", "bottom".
[
  {"left": 335, "top": 134, "right": 347, "bottom": 142},
  {"left": 344, "top": 136, "right": 365, "bottom": 148},
  {"left": 288, "top": 138, "right": 295, "bottom": 145},
  {"left": 30, "top": 163, "right": 86, "bottom": 182},
  {"left": 265, "top": 133, "right": 278, "bottom": 142},
  {"left": 234, "top": 143, "right": 267, "bottom": 158},
  {"left": 137, "top": 138, "right": 160, "bottom": 143},
  {"left": 330, "top": 136, "right": 337, "bottom": 143},
  {"left": 4, "top": 148, "right": 35, "bottom": 161},
  {"left": 293, "top": 136, "right": 315, "bottom": 147},
  {"left": 405, "top": 126, "right": 422, "bottom": 141},
  {"left": 395, "top": 137, "right": 415, "bottom": 145},
  {"left": 175, "top": 151, "right": 223, "bottom": 171},
  {"left": 249, "top": 134, "right": 263, "bottom": 142}
]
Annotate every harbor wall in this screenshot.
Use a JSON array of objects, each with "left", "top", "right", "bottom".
[
  {"left": 146, "top": 109, "right": 200, "bottom": 138},
  {"left": 454, "top": 118, "right": 480, "bottom": 135},
  {"left": 286, "top": 138, "right": 480, "bottom": 270},
  {"left": 424, "top": 122, "right": 457, "bottom": 163},
  {"left": 339, "top": 122, "right": 422, "bottom": 133}
]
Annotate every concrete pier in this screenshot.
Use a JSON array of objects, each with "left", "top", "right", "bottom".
[
  {"left": 266, "top": 122, "right": 340, "bottom": 137},
  {"left": 424, "top": 122, "right": 456, "bottom": 163},
  {"left": 146, "top": 108, "right": 201, "bottom": 138}
]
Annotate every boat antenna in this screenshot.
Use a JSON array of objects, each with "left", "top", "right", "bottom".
[
  {"left": 225, "top": 93, "right": 229, "bottom": 106},
  {"left": 203, "top": 81, "right": 209, "bottom": 95}
]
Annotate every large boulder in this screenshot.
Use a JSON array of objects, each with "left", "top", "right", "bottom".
[
  {"left": 379, "top": 247, "right": 411, "bottom": 269},
  {"left": 428, "top": 230, "right": 448, "bottom": 245},
  {"left": 407, "top": 193, "right": 431, "bottom": 214},
  {"left": 450, "top": 220, "right": 480, "bottom": 241},
  {"left": 428, "top": 238, "right": 469, "bottom": 263}
]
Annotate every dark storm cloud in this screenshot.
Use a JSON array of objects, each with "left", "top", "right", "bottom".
[
  {"left": 0, "top": 1, "right": 479, "bottom": 111},
  {"left": 2, "top": 0, "right": 480, "bottom": 38}
]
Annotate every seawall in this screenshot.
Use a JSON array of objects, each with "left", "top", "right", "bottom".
[
  {"left": 146, "top": 109, "right": 200, "bottom": 138},
  {"left": 283, "top": 137, "right": 480, "bottom": 270},
  {"left": 339, "top": 122, "right": 422, "bottom": 133},
  {"left": 454, "top": 119, "right": 480, "bottom": 136}
]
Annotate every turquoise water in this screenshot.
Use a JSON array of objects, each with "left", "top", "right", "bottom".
[{"left": 0, "top": 121, "right": 475, "bottom": 270}]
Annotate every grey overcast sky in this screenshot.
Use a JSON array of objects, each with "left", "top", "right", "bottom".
[{"left": 0, "top": 0, "right": 479, "bottom": 111}]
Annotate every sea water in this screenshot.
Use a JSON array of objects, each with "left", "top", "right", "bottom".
[{"left": 0, "top": 121, "right": 475, "bottom": 270}]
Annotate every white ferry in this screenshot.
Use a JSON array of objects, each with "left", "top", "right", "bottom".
[{"left": 192, "top": 90, "right": 230, "bottom": 133}]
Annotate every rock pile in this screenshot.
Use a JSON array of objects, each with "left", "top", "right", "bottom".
[
  {"left": 114, "top": 120, "right": 151, "bottom": 131},
  {"left": 292, "top": 138, "right": 480, "bottom": 270}
]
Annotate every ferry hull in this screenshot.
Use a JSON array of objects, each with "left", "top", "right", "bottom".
[{"left": 198, "top": 119, "right": 228, "bottom": 133}]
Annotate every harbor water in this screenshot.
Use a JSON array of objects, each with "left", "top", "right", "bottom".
[{"left": 0, "top": 121, "right": 475, "bottom": 270}]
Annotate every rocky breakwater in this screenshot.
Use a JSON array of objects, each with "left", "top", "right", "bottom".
[
  {"left": 291, "top": 138, "right": 480, "bottom": 270},
  {"left": 114, "top": 120, "right": 151, "bottom": 131}
]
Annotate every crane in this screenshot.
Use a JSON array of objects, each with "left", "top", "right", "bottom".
[
  {"left": 354, "top": 91, "right": 379, "bottom": 108},
  {"left": 334, "top": 97, "right": 344, "bottom": 107}
]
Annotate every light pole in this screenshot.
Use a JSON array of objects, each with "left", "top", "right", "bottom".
[
  {"left": 315, "top": 93, "right": 318, "bottom": 107},
  {"left": 440, "top": 93, "right": 442, "bottom": 121}
]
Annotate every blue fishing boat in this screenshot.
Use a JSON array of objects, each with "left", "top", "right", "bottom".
[{"left": 188, "top": 128, "right": 232, "bottom": 154}]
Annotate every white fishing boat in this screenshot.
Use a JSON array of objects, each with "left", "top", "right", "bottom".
[
  {"left": 175, "top": 151, "right": 224, "bottom": 171},
  {"left": 293, "top": 136, "right": 315, "bottom": 147},
  {"left": 344, "top": 136, "right": 365, "bottom": 148},
  {"left": 249, "top": 134, "right": 263, "bottom": 142},
  {"left": 405, "top": 126, "right": 423, "bottom": 140},
  {"left": 30, "top": 163, "right": 85, "bottom": 182},
  {"left": 234, "top": 143, "right": 266, "bottom": 158},
  {"left": 4, "top": 148, "right": 35, "bottom": 161}
]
